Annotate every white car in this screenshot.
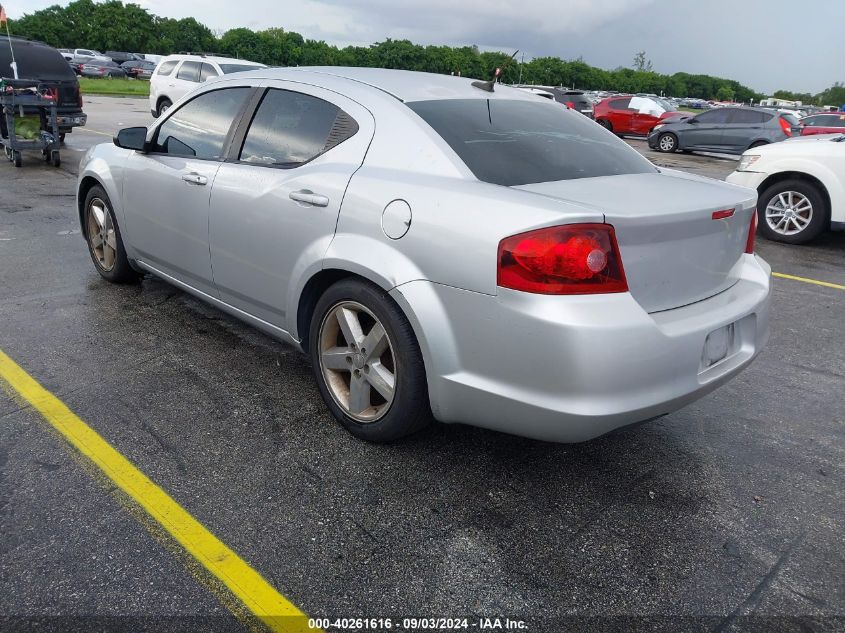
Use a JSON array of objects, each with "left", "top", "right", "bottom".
[
  {"left": 727, "top": 134, "right": 845, "bottom": 243},
  {"left": 149, "top": 54, "right": 265, "bottom": 117}
]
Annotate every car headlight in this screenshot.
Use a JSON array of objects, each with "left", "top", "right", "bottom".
[
  {"left": 653, "top": 124, "right": 664, "bottom": 131},
  {"left": 737, "top": 154, "right": 761, "bottom": 172}
]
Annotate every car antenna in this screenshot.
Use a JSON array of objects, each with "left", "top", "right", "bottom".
[{"left": 472, "top": 50, "right": 519, "bottom": 93}]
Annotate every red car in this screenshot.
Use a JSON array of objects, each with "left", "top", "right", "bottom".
[
  {"left": 595, "top": 95, "right": 682, "bottom": 135},
  {"left": 794, "top": 112, "right": 845, "bottom": 136}
]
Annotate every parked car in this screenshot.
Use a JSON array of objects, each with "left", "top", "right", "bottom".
[
  {"left": 121, "top": 59, "right": 157, "bottom": 80},
  {"left": 105, "top": 51, "right": 142, "bottom": 64},
  {"left": 727, "top": 134, "right": 845, "bottom": 243},
  {"left": 71, "top": 48, "right": 111, "bottom": 63},
  {"left": 78, "top": 67, "right": 770, "bottom": 443},
  {"left": 79, "top": 60, "right": 126, "bottom": 78},
  {"left": 648, "top": 107, "right": 797, "bottom": 154},
  {"left": 149, "top": 54, "right": 265, "bottom": 116},
  {"left": 0, "top": 36, "right": 87, "bottom": 141},
  {"left": 793, "top": 112, "right": 845, "bottom": 136},
  {"left": 594, "top": 95, "right": 678, "bottom": 135}
]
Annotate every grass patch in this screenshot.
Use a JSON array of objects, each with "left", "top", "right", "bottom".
[
  {"left": 79, "top": 77, "right": 150, "bottom": 97},
  {"left": 678, "top": 106, "right": 705, "bottom": 113}
]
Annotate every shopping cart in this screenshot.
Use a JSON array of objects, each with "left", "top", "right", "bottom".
[{"left": 0, "top": 78, "right": 61, "bottom": 168}]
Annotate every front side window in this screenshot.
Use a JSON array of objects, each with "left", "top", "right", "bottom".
[
  {"left": 219, "top": 64, "right": 264, "bottom": 74},
  {"left": 407, "top": 98, "right": 655, "bottom": 187},
  {"left": 694, "top": 109, "right": 731, "bottom": 124},
  {"left": 153, "top": 88, "right": 250, "bottom": 159},
  {"left": 176, "top": 61, "right": 201, "bottom": 82},
  {"left": 200, "top": 63, "right": 219, "bottom": 82},
  {"left": 156, "top": 60, "right": 178, "bottom": 76},
  {"left": 609, "top": 97, "right": 631, "bottom": 110},
  {"left": 239, "top": 89, "right": 357, "bottom": 167}
]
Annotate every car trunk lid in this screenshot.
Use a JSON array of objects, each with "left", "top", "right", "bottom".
[{"left": 514, "top": 170, "right": 756, "bottom": 312}]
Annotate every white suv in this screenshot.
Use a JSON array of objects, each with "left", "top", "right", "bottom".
[{"left": 149, "top": 54, "right": 265, "bottom": 117}]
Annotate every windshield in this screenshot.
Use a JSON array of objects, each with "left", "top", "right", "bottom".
[
  {"left": 781, "top": 113, "right": 799, "bottom": 125},
  {"left": 407, "top": 98, "right": 656, "bottom": 186},
  {"left": 219, "top": 63, "right": 264, "bottom": 74},
  {"left": 653, "top": 97, "right": 677, "bottom": 112}
]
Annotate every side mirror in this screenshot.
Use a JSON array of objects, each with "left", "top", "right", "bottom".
[{"left": 114, "top": 126, "right": 148, "bottom": 151}]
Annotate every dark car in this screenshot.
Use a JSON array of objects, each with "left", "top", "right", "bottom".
[
  {"left": 0, "top": 36, "right": 86, "bottom": 140},
  {"left": 120, "top": 59, "right": 156, "bottom": 80},
  {"left": 79, "top": 60, "right": 127, "bottom": 78},
  {"left": 550, "top": 89, "right": 594, "bottom": 118},
  {"left": 648, "top": 106, "right": 796, "bottom": 154},
  {"left": 105, "top": 51, "right": 140, "bottom": 64}
]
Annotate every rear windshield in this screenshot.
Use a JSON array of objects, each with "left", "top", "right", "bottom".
[
  {"left": 407, "top": 98, "right": 655, "bottom": 186},
  {"left": 0, "top": 39, "right": 75, "bottom": 81},
  {"left": 219, "top": 64, "right": 264, "bottom": 74},
  {"left": 781, "top": 113, "right": 799, "bottom": 126}
]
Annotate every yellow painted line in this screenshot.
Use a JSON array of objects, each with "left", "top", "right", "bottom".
[
  {"left": 773, "top": 272, "right": 845, "bottom": 291},
  {"left": 0, "top": 348, "right": 319, "bottom": 633}
]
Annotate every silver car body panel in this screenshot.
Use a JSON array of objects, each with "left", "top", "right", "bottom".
[{"left": 78, "top": 67, "right": 772, "bottom": 442}]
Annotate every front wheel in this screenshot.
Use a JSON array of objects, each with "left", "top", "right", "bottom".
[
  {"left": 156, "top": 99, "right": 172, "bottom": 117},
  {"left": 757, "top": 179, "right": 828, "bottom": 244},
  {"left": 657, "top": 132, "right": 678, "bottom": 153},
  {"left": 309, "top": 279, "right": 431, "bottom": 442},
  {"left": 83, "top": 185, "right": 139, "bottom": 282}
]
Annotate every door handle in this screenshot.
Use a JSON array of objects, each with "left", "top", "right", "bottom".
[
  {"left": 289, "top": 189, "right": 329, "bottom": 207},
  {"left": 181, "top": 173, "right": 208, "bottom": 186}
]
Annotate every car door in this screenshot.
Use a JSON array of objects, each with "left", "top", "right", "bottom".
[
  {"left": 630, "top": 97, "right": 664, "bottom": 135},
  {"left": 718, "top": 109, "right": 770, "bottom": 152},
  {"left": 607, "top": 97, "right": 634, "bottom": 133},
  {"left": 208, "top": 82, "right": 375, "bottom": 328},
  {"left": 682, "top": 108, "right": 731, "bottom": 149},
  {"left": 169, "top": 60, "right": 201, "bottom": 103},
  {"left": 122, "top": 85, "right": 253, "bottom": 296}
]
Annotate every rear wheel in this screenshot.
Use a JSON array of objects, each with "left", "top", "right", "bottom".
[
  {"left": 597, "top": 119, "right": 612, "bottom": 131},
  {"left": 309, "top": 279, "right": 431, "bottom": 442},
  {"left": 757, "top": 179, "right": 828, "bottom": 244},
  {"left": 156, "top": 98, "right": 172, "bottom": 117},
  {"left": 12, "top": 150, "right": 21, "bottom": 167},
  {"left": 83, "top": 185, "right": 139, "bottom": 282},
  {"left": 657, "top": 132, "right": 678, "bottom": 153}
]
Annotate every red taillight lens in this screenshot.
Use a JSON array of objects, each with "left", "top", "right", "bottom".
[
  {"left": 497, "top": 224, "right": 628, "bottom": 294},
  {"left": 566, "top": 101, "right": 576, "bottom": 109},
  {"left": 779, "top": 116, "right": 792, "bottom": 137},
  {"left": 745, "top": 210, "right": 757, "bottom": 254}
]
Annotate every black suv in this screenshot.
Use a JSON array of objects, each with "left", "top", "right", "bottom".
[
  {"left": 550, "top": 89, "right": 594, "bottom": 119},
  {"left": 1, "top": 36, "right": 87, "bottom": 141}
]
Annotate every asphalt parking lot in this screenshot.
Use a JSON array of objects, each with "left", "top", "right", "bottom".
[{"left": 1, "top": 97, "right": 843, "bottom": 632}]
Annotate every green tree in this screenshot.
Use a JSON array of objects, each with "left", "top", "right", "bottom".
[
  {"left": 633, "top": 51, "right": 652, "bottom": 73},
  {"left": 715, "top": 86, "right": 735, "bottom": 102}
]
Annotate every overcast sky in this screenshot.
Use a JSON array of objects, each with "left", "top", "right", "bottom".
[{"left": 10, "top": 0, "right": 839, "bottom": 94}]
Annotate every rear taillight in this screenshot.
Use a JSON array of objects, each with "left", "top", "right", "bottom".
[
  {"left": 497, "top": 224, "right": 628, "bottom": 294},
  {"left": 779, "top": 116, "right": 792, "bottom": 137},
  {"left": 566, "top": 101, "right": 576, "bottom": 109},
  {"left": 745, "top": 211, "right": 757, "bottom": 254}
]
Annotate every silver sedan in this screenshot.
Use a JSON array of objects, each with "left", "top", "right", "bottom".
[{"left": 77, "top": 67, "right": 772, "bottom": 443}]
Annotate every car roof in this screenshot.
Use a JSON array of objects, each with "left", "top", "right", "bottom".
[
  {"left": 230, "top": 66, "right": 539, "bottom": 103},
  {"left": 162, "top": 54, "right": 264, "bottom": 66}
]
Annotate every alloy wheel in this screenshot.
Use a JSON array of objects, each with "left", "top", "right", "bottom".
[
  {"left": 318, "top": 301, "right": 397, "bottom": 423},
  {"left": 765, "top": 190, "right": 813, "bottom": 236},
  {"left": 659, "top": 134, "right": 676, "bottom": 152},
  {"left": 87, "top": 197, "right": 117, "bottom": 271}
]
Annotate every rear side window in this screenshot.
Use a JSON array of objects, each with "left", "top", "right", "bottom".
[
  {"left": 831, "top": 115, "right": 845, "bottom": 127},
  {"left": 239, "top": 89, "right": 358, "bottom": 167},
  {"left": 407, "top": 98, "right": 655, "bottom": 187},
  {"left": 780, "top": 113, "right": 799, "bottom": 126},
  {"left": 0, "top": 40, "right": 75, "bottom": 81},
  {"left": 693, "top": 109, "right": 731, "bottom": 124},
  {"left": 153, "top": 87, "right": 250, "bottom": 159},
  {"left": 728, "top": 110, "right": 770, "bottom": 124},
  {"left": 156, "top": 60, "right": 178, "bottom": 76},
  {"left": 176, "top": 61, "right": 201, "bottom": 82}
]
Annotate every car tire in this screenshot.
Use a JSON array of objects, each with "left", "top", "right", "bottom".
[
  {"left": 309, "top": 278, "right": 431, "bottom": 443},
  {"left": 597, "top": 119, "right": 613, "bottom": 131},
  {"left": 657, "top": 132, "right": 678, "bottom": 153},
  {"left": 83, "top": 185, "right": 139, "bottom": 283},
  {"left": 157, "top": 98, "right": 172, "bottom": 117},
  {"left": 757, "top": 179, "right": 828, "bottom": 244}
]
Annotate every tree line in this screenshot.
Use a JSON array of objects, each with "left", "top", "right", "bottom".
[{"left": 8, "top": 0, "right": 842, "bottom": 105}]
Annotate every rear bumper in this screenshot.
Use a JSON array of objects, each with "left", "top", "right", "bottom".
[{"left": 391, "top": 254, "right": 771, "bottom": 443}]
